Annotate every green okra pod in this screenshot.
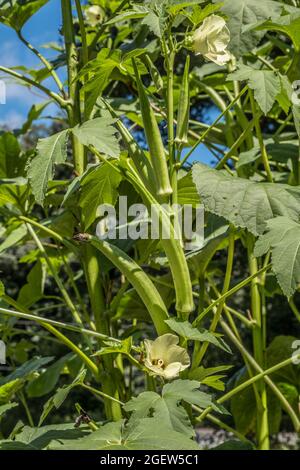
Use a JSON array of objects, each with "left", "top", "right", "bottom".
[
  {"left": 175, "top": 55, "right": 190, "bottom": 146},
  {"left": 74, "top": 233, "right": 170, "bottom": 336},
  {"left": 132, "top": 59, "right": 173, "bottom": 198},
  {"left": 143, "top": 54, "right": 164, "bottom": 95},
  {"left": 103, "top": 100, "right": 157, "bottom": 195}
]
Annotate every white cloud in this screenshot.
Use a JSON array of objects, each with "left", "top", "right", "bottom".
[{"left": 0, "top": 110, "right": 25, "bottom": 129}]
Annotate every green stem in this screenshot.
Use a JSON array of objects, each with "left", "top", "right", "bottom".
[
  {"left": 61, "top": 0, "right": 85, "bottom": 175},
  {"left": 17, "top": 30, "right": 64, "bottom": 94},
  {"left": 180, "top": 86, "right": 248, "bottom": 167},
  {"left": 192, "top": 228, "right": 235, "bottom": 367},
  {"left": 216, "top": 117, "right": 256, "bottom": 170},
  {"left": 0, "top": 301, "right": 98, "bottom": 376},
  {"left": 247, "top": 236, "right": 269, "bottom": 449},
  {"left": 81, "top": 383, "right": 124, "bottom": 407},
  {"left": 0, "top": 65, "right": 66, "bottom": 107},
  {"left": 0, "top": 303, "right": 131, "bottom": 346},
  {"left": 197, "top": 320, "right": 300, "bottom": 433},
  {"left": 19, "top": 391, "right": 34, "bottom": 427},
  {"left": 289, "top": 298, "right": 300, "bottom": 322},
  {"left": 196, "top": 410, "right": 251, "bottom": 444},
  {"left": 193, "top": 263, "right": 272, "bottom": 327},
  {"left": 26, "top": 223, "right": 83, "bottom": 326},
  {"left": 19, "top": 215, "right": 78, "bottom": 253},
  {"left": 249, "top": 90, "right": 273, "bottom": 183}
]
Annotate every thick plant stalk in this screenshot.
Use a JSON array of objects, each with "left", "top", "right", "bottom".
[
  {"left": 81, "top": 244, "right": 123, "bottom": 421},
  {"left": 248, "top": 237, "right": 270, "bottom": 450},
  {"left": 74, "top": 233, "right": 170, "bottom": 336},
  {"left": 61, "top": 0, "right": 121, "bottom": 421},
  {"left": 61, "top": 0, "right": 85, "bottom": 175},
  {"left": 132, "top": 60, "right": 173, "bottom": 198}
]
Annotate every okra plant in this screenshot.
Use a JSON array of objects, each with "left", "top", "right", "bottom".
[{"left": 0, "top": 0, "right": 300, "bottom": 451}]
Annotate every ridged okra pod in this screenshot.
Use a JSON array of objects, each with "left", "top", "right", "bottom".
[
  {"left": 132, "top": 59, "right": 173, "bottom": 198},
  {"left": 175, "top": 55, "right": 190, "bottom": 145},
  {"left": 143, "top": 54, "right": 164, "bottom": 95},
  {"left": 124, "top": 167, "right": 195, "bottom": 317},
  {"left": 75, "top": 234, "right": 170, "bottom": 336}
]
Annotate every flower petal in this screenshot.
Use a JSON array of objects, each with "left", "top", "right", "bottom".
[
  {"left": 150, "top": 334, "right": 179, "bottom": 360},
  {"left": 163, "top": 362, "right": 183, "bottom": 379},
  {"left": 164, "top": 344, "right": 190, "bottom": 367}
]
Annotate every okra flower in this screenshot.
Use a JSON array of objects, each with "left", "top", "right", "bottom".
[
  {"left": 144, "top": 334, "right": 190, "bottom": 379},
  {"left": 85, "top": 5, "right": 104, "bottom": 26},
  {"left": 193, "top": 15, "right": 231, "bottom": 66}
]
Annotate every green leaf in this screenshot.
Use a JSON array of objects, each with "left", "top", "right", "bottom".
[
  {"left": 254, "top": 217, "right": 300, "bottom": 297},
  {"left": 27, "top": 129, "right": 69, "bottom": 205},
  {"left": 211, "top": 439, "right": 254, "bottom": 450},
  {"left": 27, "top": 354, "right": 73, "bottom": 398},
  {"left": 125, "top": 390, "right": 194, "bottom": 437},
  {"left": 266, "top": 336, "right": 300, "bottom": 387},
  {"left": 189, "top": 365, "right": 233, "bottom": 391},
  {"left": 124, "top": 379, "right": 215, "bottom": 438},
  {"left": 0, "top": 0, "right": 49, "bottom": 31},
  {"left": 141, "top": 11, "right": 162, "bottom": 38},
  {"left": 0, "top": 357, "right": 53, "bottom": 386},
  {"left": 39, "top": 370, "right": 86, "bottom": 426},
  {"left": 165, "top": 319, "right": 231, "bottom": 353},
  {"left": 93, "top": 338, "right": 132, "bottom": 357},
  {"left": 50, "top": 418, "right": 200, "bottom": 450},
  {"left": 0, "top": 132, "right": 25, "bottom": 178},
  {"left": 17, "top": 260, "right": 46, "bottom": 308},
  {"left": 231, "top": 368, "right": 282, "bottom": 435},
  {"left": 0, "top": 380, "right": 23, "bottom": 405},
  {"left": 0, "top": 224, "right": 27, "bottom": 254},
  {"left": 227, "top": 65, "right": 280, "bottom": 114},
  {"left": 19, "top": 101, "right": 50, "bottom": 135},
  {"left": 257, "top": 14, "right": 300, "bottom": 51},
  {"left": 163, "top": 379, "right": 216, "bottom": 409},
  {"left": 72, "top": 118, "right": 120, "bottom": 158},
  {"left": 216, "top": 0, "right": 282, "bottom": 57},
  {"left": 192, "top": 163, "right": 300, "bottom": 236},
  {"left": 105, "top": 6, "right": 149, "bottom": 25},
  {"left": 0, "top": 280, "right": 4, "bottom": 296},
  {"left": 0, "top": 402, "right": 18, "bottom": 418},
  {"left": 177, "top": 172, "right": 200, "bottom": 207},
  {"left": 79, "top": 163, "right": 122, "bottom": 230},
  {"left": 0, "top": 423, "right": 90, "bottom": 450}
]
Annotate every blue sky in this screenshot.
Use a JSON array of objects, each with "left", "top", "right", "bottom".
[
  {"left": 0, "top": 0, "right": 62, "bottom": 128},
  {"left": 0, "top": 0, "right": 217, "bottom": 165}
]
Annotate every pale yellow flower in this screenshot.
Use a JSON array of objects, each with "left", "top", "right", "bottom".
[
  {"left": 85, "top": 5, "right": 104, "bottom": 26},
  {"left": 144, "top": 334, "right": 190, "bottom": 379},
  {"left": 193, "top": 15, "right": 231, "bottom": 66}
]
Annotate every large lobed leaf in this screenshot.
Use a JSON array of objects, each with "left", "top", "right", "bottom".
[
  {"left": 79, "top": 163, "right": 122, "bottom": 230},
  {"left": 254, "top": 217, "right": 300, "bottom": 297},
  {"left": 214, "top": 0, "right": 283, "bottom": 57},
  {"left": 27, "top": 129, "right": 69, "bottom": 205},
  {"left": 72, "top": 117, "right": 120, "bottom": 158},
  {"left": 192, "top": 163, "right": 300, "bottom": 236},
  {"left": 227, "top": 65, "right": 281, "bottom": 114},
  {"left": 0, "top": 0, "right": 49, "bottom": 31}
]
